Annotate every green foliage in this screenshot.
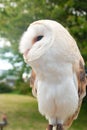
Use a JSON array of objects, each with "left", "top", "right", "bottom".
[
  {"left": 0, "top": 83, "right": 13, "bottom": 93},
  {"left": 0, "top": 0, "right": 87, "bottom": 44},
  {"left": 0, "top": 0, "right": 87, "bottom": 83},
  {"left": 15, "top": 82, "right": 32, "bottom": 95}
]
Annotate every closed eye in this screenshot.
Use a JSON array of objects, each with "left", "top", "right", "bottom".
[
  {"left": 36, "top": 35, "right": 43, "bottom": 41},
  {"left": 33, "top": 35, "right": 44, "bottom": 44}
]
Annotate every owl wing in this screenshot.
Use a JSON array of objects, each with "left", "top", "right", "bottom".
[
  {"left": 30, "top": 70, "right": 37, "bottom": 97},
  {"left": 64, "top": 57, "right": 87, "bottom": 129}
]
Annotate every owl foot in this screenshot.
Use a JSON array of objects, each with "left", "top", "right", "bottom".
[
  {"left": 56, "top": 124, "right": 63, "bottom": 130},
  {"left": 46, "top": 124, "right": 53, "bottom": 130}
]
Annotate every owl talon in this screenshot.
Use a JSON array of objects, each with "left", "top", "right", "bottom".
[
  {"left": 46, "top": 124, "right": 53, "bottom": 130},
  {"left": 56, "top": 124, "right": 63, "bottom": 130}
]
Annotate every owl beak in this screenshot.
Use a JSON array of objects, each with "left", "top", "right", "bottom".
[
  {"left": 23, "top": 49, "right": 30, "bottom": 58},
  {"left": 23, "top": 49, "right": 30, "bottom": 62}
]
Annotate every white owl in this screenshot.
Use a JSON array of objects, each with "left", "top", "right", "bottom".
[{"left": 19, "top": 20, "right": 87, "bottom": 130}]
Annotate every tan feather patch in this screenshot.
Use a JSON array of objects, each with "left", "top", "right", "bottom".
[
  {"left": 64, "top": 60, "right": 87, "bottom": 129},
  {"left": 30, "top": 70, "right": 37, "bottom": 97},
  {"left": 78, "top": 60, "right": 87, "bottom": 99}
]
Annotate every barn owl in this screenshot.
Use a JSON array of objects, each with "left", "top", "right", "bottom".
[{"left": 19, "top": 20, "right": 87, "bottom": 130}]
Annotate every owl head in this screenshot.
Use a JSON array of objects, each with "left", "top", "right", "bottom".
[
  {"left": 19, "top": 20, "right": 80, "bottom": 65},
  {"left": 19, "top": 20, "right": 54, "bottom": 62}
]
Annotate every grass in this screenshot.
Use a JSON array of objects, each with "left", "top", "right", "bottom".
[
  {"left": 0, "top": 94, "right": 46, "bottom": 130},
  {"left": 0, "top": 94, "right": 86, "bottom": 130}
]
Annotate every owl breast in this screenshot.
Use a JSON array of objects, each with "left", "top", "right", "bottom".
[
  {"left": 31, "top": 53, "right": 78, "bottom": 123},
  {"left": 37, "top": 75, "right": 78, "bottom": 124}
]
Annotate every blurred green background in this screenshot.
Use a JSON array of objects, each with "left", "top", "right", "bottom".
[{"left": 0, "top": 0, "right": 87, "bottom": 130}]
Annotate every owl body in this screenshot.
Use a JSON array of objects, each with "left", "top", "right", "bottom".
[
  {"left": 31, "top": 53, "right": 79, "bottom": 125},
  {"left": 19, "top": 20, "right": 86, "bottom": 129},
  {"left": 26, "top": 35, "right": 79, "bottom": 125}
]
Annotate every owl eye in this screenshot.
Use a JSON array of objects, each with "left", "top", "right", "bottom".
[
  {"left": 33, "top": 35, "right": 43, "bottom": 44},
  {"left": 36, "top": 35, "right": 43, "bottom": 41}
]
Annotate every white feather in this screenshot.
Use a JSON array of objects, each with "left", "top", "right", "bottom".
[{"left": 19, "top": 20, "right": 86, "bottom": 128}]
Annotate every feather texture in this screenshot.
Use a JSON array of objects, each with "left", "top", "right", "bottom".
[{"left": 19, "top": 20, "right": 87, "bottom": 129}]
